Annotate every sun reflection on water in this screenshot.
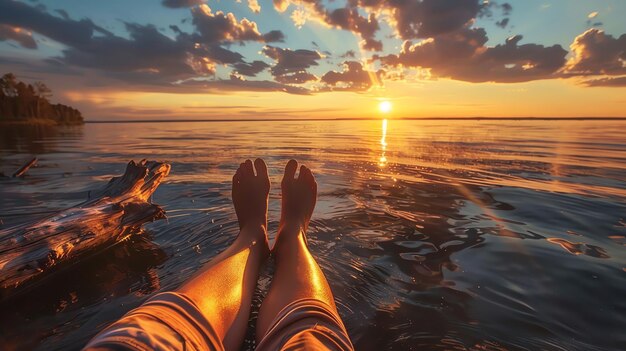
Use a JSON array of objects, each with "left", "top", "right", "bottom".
[{"left": 379, "top": 118, "right": 388, "bottom": 167}]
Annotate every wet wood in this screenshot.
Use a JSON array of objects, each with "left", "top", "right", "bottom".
[
  {"left": 0, "top": 160, "right": 171, "bottom": 299},
  {"left": 12, "top": 157, "right": 38, "bottom": 178}
]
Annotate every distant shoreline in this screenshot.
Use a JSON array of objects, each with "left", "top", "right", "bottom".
[
  {"left": 85, "top": 117, "right": 626, "bottom": 124},
  {"left": 0, "top": 119, "right": 83, "bottom": 126}
]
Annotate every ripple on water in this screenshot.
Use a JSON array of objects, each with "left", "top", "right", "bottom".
[{"left": 1, "top": 120, "right": 625, "bottom": 350}]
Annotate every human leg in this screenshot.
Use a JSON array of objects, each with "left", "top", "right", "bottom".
[
  {"left": 178, "top": 158, "right": 270, "bottom": 350},
  {"left": 256, "top": 160, "right": 339, "bottom": 341}
]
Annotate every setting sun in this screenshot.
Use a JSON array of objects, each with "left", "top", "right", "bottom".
[{"left": 379, "top": 100, "right": 392, "bottom": 114}]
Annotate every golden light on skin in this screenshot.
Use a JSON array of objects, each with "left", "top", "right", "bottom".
[{"left": 378, "top": 100, "right": 392, "bottom": 114}]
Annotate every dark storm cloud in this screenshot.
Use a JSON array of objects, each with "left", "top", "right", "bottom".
[
  {"left": 566, "top": 29, "right": 626, "bottom": 75},
  {"left": 162, "top": 0, "right": 205, "bottom": 9},
  {"left": 232, "top": 60, "right": 270, "bottom": 77},
  {"left": 262, "top": 46, "right": 321, "bottom": 83},
  {"left": 583, "top": 76, "right": 626, "bottom": 87},
  {"left": 0, "top": 24, "right": 37, "bottom": 49},
  {"left": 378, "top": 29, "right": 567, "bottom": 83},
  {"left": 321, "top": 61, "right": 381, "bottom": 91}
]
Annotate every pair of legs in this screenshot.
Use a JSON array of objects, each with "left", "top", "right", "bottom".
[{"left": 178, "top": 159, "right": 338, "bottom": 350}]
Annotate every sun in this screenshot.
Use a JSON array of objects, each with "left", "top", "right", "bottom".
[{"left": 378, "top": 100, "right": 392, "bottom": 114}]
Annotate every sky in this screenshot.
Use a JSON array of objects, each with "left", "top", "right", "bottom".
[{"left": 0, "top": 0, "right": 625, "bottom": 120}]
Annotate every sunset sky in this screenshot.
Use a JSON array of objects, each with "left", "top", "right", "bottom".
[{"left": 1, "top": 0, "right": 625, "bottom": 120}]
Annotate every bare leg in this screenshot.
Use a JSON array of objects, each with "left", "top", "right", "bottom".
[
  {"left": 256, "top": 160, "right": 339, "bottom": 341},
  {"left": 178, "top": 158, "right": 270, "bottom": 350}
]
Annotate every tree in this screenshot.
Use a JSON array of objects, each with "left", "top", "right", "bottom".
[
  {"left": 0, "top": 73, "right": 18, "bottom": 97},
  {"left": 34, "top": 81, "right": 52, "bottom": 117},
  {"left": 34, "top": 81, "right": 52, "bottom": 100}
]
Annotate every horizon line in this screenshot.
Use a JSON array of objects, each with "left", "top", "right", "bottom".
[{"left": 85, "top": 117, "right": 626, "bottom": 123}]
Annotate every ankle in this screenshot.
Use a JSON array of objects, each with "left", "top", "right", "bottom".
[
  {"left": 279, "top": 218, "right": 308, "bottom": 233},
  {"left": 239, "top": 223, "right": 267, "bottom": 242},
  {"left": 273, "top": 225, "right": 306, "bottom": 253}
]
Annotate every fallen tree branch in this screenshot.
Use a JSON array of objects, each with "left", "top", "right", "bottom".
[
  {"left": 0, "top": 160, "right": 170, "bottom": 299},
  {"left": 12, "top": 157, "right": 38, "bottom": 178}
]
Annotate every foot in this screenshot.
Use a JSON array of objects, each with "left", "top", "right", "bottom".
[
  {"left": 277, "top": 159, "right": 317, "bottom": 241},
  {"left": 232, "top": 159, "right": 270, "bottom": 235}
]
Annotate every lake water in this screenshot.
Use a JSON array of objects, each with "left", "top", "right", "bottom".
[{"left": 0, "top": 120, "right": 625, "bottom": 350}]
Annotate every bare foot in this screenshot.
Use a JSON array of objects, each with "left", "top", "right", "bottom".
[
  {"left": 277, "top": 159, "right": 317, "bottom": 240},
  {"left": 232, "top": 159, "right": 270, "bottom": 235}
]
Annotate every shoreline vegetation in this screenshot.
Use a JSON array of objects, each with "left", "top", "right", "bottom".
[{"left": 0, "top": 73, "right": 83, "bottom": 126}]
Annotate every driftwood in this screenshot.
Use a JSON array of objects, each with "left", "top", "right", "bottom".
[
  {"left": 12, "top": 157, "right": 38, "bottom": 178},
  {"left": 0, "top": 160, "right": 170, "bottom": 299}
]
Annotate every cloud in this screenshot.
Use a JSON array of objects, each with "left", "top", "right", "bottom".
[
  {"left": 0, "top": 0, "right": 111, "bottom": 48},
  {"left": 4, "top": 0, "right": 625, "bottom": 99},
  {"left": 275, "top": 71, "right": 318, "bottom": 84},
  {"left": 247, "top": 0, "right": 261, "bottom": 13},
  {"left": 262, "top": 45, "right": 322, "bottom": 83},
  {"left": 179, "top": 76, "right": 311, "bottom": 94},
  {"left": 378, "top": 29, "right": 567, "bottom": 83},
  {"left": 276, "top": 0, "right": 499, "bottom": 51},
  {"left": 321, "top": 61, "right": 382, "bottom": 91},
  {"left": 232, "top": 60, "right": 270, "bottom": 76},
  {"left": 191, "top": 5, "right": 283, "bottom": 43},
  {"left": 501, "top": 3, "right": 513, "bottom": 15},
  {"left": 325, "top": 8, "right": 382, "bottom": 51},
  {"left": 0, "top": 24, "right": 37, "bottom": 49},
  {"left": 54, "top": 9, "right": 69, "bottom": 20},
  {"left": 0, "top": 0, "right": 284, "bottom": 88},
  {"left": 60, "top": 23, "right": 203, "bottom": 80},
  {"left": 479, "top": 1, "right": 513, "bottom": 18},
  {"left": 162, "top": 0, "right": 205, "bottom": 9},
  {"left": 582, "top": 76, "right": 626, "bottom": 87},
  {"left": 274, "top": 1, "right": 382, "bottom": 51},
  {"left": 496, "top": 18, "right": 509, "bottom": 29},
  {"left": 388, "top": 0, "right": 481, "bottom": 39},
  {"left": 566, "top": 29, "right": 626, "bottom": 75}
]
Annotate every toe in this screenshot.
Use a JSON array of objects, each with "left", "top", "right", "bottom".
[
  {"left": 298, "top": 165, "right": 308, "bottom": 181},
  {"left": 233, "top": 168, "right": 241, "bottom": 183},
  {"left": 232, "top": 169, "right": 241, "bottom": 195},
  {"left": 283, "top": 159, "right": 298, "bottom": 183},
  {"left": 242, "top": 159, "right": 254, "bottom": 177},
  {"left": 254, "top": 158, "right": 269, "bottom": 179},
  {"left": 299, "top": 165, "right": 314, "bottom": 184}
]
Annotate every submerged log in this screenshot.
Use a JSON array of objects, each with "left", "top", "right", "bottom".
[{"left": 0, "top": 160, "right": 171, "bottom": 299}]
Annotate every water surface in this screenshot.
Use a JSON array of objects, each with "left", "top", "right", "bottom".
[{"left": 0, "top": 120, "right": 625, "bottom": 350}]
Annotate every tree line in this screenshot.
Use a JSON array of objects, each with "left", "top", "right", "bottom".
[{"left": 0, "top": 73, "right": 83, "bottom": 125}]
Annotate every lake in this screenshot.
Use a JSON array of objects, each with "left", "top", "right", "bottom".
[{"left": 1, "top": 119, "right": 625, "bottom": 350}]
